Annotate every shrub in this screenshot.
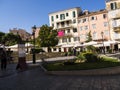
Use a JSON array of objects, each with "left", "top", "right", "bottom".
[
  {"left": 63, "top": 61, "right": 75, "bottom": 65},
  {"left": 108, "top": 49, "right": 112, "bottom": 53},
  {"left": 77, "top": 53, "right": 86, "bottom": 62},
  {"left": 86, "top": 45, "right": 97, "bottom": 54},
  {"left": 67, "top": 52, "right": 72, "bottom": 56},
  {"left": 30, "top": 48, "right": 45, "bottom": 54},
  {"left": 83, "top": 52, "right": 100, "bottom": 62}
]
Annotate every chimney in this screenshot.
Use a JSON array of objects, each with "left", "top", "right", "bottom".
[{"left": 84, "top": 10, "right": 89, "bottom": 15}]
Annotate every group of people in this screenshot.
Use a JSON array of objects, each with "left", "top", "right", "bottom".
[{"left": 0, "top": 48, "right": 7, "bottom": 70}]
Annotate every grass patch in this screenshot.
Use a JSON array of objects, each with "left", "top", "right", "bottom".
[{"left": 43, "top": 56, "right": 120, "bottom": 71}]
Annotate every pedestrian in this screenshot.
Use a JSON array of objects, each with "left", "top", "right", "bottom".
[
  {"left": 0, "top": 48, "right": 7, "bottom": 70},
  {"left": 73, "top": 48, "right": 76, "bottom": 56}
]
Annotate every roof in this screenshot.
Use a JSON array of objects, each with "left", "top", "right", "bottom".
[
  {"left": 78, "top": 9, "right": 108, "bottom": 18},
  {"left": 49, "top": 7, "right": 81, "bottom": 15}
]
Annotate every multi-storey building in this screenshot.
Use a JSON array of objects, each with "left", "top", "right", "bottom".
[
  {"left": 77, "top": 9, "right": 111, "bottom": 43},
  {"left": 106, "top": 0, "right": 120, "bottom": 50},
  {"left": 49, "top": 7, "right": 82, "bottom": 52},
  {"left": 106, "top": 0, "right": 120, "bottom": 40},
  {"left": 47, "top": 1, "right": 120, "bottom": 52}
]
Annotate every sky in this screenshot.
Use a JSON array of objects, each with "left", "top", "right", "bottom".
[{"left": 0, "top": 0, "right": 106, "bottom": 33}]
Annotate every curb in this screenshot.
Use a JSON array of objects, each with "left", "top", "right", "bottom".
[{"left": 41, "top": 65, "right": 120, "bottom": 76}]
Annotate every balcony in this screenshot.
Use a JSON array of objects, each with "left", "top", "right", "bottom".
[
  {"left": 64, "top": 33, "right": 73, "bottom": 38},
  {"left": 114, "top": 26, "right": 120, "bottom": 32},
  {"left": 56, "top": 19, "right": 72, "bottom": 23},
  {"left": 57, "top": 25, "right": 73, "bottom": 30},
  {"left": 113, "top": 13, "right": 120, "bottom": 20}
]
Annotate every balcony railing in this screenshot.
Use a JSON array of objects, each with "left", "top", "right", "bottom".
[
  {"left": 114, "top": 26, "right": 120, "bottom": 32},
  {"left": 57, "top": 25, "right": 73, "bottom": 29}
]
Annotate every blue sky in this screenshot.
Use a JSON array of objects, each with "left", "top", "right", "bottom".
[{"left": 0, "top": 0, "right": 106, "bottom": 33}]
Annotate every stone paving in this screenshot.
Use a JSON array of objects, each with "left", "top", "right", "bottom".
[
  {"left": 0, "top": 55, "right": 120, "bottom": 90},
  {"left": 0, "top": 67, "right": 120, "bottom": 90}
]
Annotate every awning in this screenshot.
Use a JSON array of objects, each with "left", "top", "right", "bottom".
[
  {"left": 62, "top": 44, "right": 74, "bottom": 48},
  {"left": 74, "top": 43, "right": 83, "bottom": 48},
  {"left": 83, "top": 41, "right": 98, "bottom": 46}
]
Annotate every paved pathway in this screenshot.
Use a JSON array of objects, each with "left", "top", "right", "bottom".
[
  {"left": 0, "top": 55, "right": 120, "bottom": 90},
  {"left": 0, "top": 56, "right": 76, "bottom": 78},
  {"left": 0, "top": 67, "right": 120, "bottom": 90}
]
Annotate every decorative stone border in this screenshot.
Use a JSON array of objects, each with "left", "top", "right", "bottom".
[{"left": 40, "top": 64, "right": 120, "bottom": 75}]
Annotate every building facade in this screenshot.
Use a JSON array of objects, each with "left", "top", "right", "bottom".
[
  {"left": 47, "top": 0, "right": 120, "bottom": 52},
  {"left": 106, "top": 0, "right": 120, "bottom": 40},
  {"left": 106, "top": 0, "right": 120, "bottom": 50},
  {"left": 49, "top": 7, "right": 82, "bottom": 52},
  {"left": 77, "top": 10, "right": 111, "bottom": 43}
]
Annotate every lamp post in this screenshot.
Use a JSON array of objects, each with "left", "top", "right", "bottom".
[
  {"left": 26, "top": 38, "right": 28, "bottom": 53},
  {"left": 101, "top": 32, "right": 105, "bottom": 54},
  {"left": 32, "top": 25, "right": 36, "bottom": 64}
]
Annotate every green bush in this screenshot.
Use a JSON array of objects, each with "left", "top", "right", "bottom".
[
  {"left": 77, "top": 53, "right": 86, "bottom": 62},
  {"left": 30, "top": 48, "right": 45, "bottom": 54},
  {"left": 83, "top": 52, "right": 100, "bottom": 62},
  {"left": 67, "top": 52, "right": 72, "bottom": 56},
  {"left": 108, "top": 49, "right": 112, "bottom": 53},
  {"left": 63, "top": 61, "right": 75, "bottom": 65}
]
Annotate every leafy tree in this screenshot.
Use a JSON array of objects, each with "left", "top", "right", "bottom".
[
  {"left": 85, "top": 31, "right": 92, "bottom": 42},
  {"left": 2, "top": 33, "right": 22, "bottom": 46},
  {"left": 86, "top": 45, "right": 97, "bottom": 53},
  {"left": 0, "top": 32, "right": 5, "bottom": 44},
  {"left": 38, "top": 25, "right": 58, "bottom": 52}
]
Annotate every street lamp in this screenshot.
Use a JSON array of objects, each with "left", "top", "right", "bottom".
[
  {"left": 32, "top": 25, "right": 36, "bottom": 64},
  {"left": 26, "top": 38, "right": 28, "bottom": 53},
  {"left": 101, "top": 32, "right": 105, "bottom": 54}
]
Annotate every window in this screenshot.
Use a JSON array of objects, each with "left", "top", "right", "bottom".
[
  {"left": 91, "top": 16, "right": 95, "bottom": 20},
  {"left": 52, "top": 23, "right": 54, "bottom": 27},
  {"left": 57, "top": 23, "right": 59, "bottom": 28},
  {"left": 66, "top": 21, "right": 69, "bottom": 26},
  {"left": 60, "top": 14, "right": 65, "bottom": 20},
  {"left": 73, "top": 28, "right": 77, "bottom": 32},
  {"left": 51, "top": 16, "right": 54, "bottom": 21},
  {"left": 78, "top": 19, "right": 81, "bottom": 23},
  {"left": 66, "top": 13, "right": 69, "bottom": 16},
  {"left": 68, "top": 37, "right": 71, "bottom": 42},
  {"left": 56, "top": 15, "right": 58, "bottom": 19},
  {"left": 82, "top": 18, "right": 86, "bottom": 23},
  {"left": 92, "top": 24, "right": 96, "bottom": 29},
  {"left": 103, "top": 14, "right": 107, "bottom": 19},
  {"left": 61, "top": 22, "right": 65, "bottom": 27},
  {"left": 104, "top": 22, "right": 108, "bottom": 27},
  {"left": 80, "top": 34, "right": 85, "bottom": 39},
  {"left": 110, "top": 2, "right": 117, "bottom": 10},
  {"left": 84, "top": 25, "right": 88, "bottom": 30},
  {"left": 112, "top": 20, "right": 117, "bottom": 27},
  {"left": 67, "top": 29, "right": 70, "bottom": 33},
  {"left": 74, "top": 37, "right": 79, "bottom": 41},
  {"left": 62, "top": 38, "right": 67, "bottom": 43},
  {"left": 73, "top": 19, "right": 76, "bottom": 23},
  {"left": 93, "top": 32, "right": 97, "bottom": 40},
  {"left": 53, "top": 48, "right": 56, "bottom": 51},
  {"left": 73, "top": 11, "right": 76, "bottom": 18},
  {"left": 104, "top": 30, "right": 109, "bottom": 35},
  {"left": 80, "top": 26, "right": 83, "bottom": 31}
]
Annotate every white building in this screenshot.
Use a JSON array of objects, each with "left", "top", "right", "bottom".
[
  {"left": 106, "top": 0, "right": 120, "bottom": 40},
  {"left": 49, "top": 7, "right": 82, "bottom": 52},
  {"left": 106, "top": 0, "right": 120, "bottom": 50}
]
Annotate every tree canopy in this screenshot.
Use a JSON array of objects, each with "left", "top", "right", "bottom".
[
  {"left": 0, "top": 32, "right": 5, "bottom": 44},
  {"left": 0, "top": 32, "right": 22, "bottom": 46},
  {"left": 37, "top": 25, "right": 58, "bottom": 51},
  {"left": 85, "top": 31, "right": 92, "bottom": 42}
]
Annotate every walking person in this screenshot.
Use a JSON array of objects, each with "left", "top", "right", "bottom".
[
  {"left": 73, "top": 47, "right": 76, "bottom": 56},
  {"left": 0, "top": 48, "right": 7, "bottom": 70}
]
